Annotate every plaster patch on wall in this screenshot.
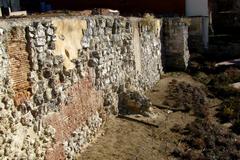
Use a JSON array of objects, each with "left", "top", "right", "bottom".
[
  {"left": 52, "top": 19, "right": 87, "bottom": 70},
  {"left": 132, "top": 20, "right": 142, "bottom": 73}
]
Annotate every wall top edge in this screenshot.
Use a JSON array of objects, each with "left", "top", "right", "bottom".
[{"left": 0, "top": 15, "right": 189, "bottom": 29}]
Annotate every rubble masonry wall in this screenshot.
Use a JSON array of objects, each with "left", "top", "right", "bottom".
[{"left": 0, "top": 15, "right": 188, "bottom": 159}]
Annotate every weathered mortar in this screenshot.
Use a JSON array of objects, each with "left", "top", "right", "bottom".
[{"left": 0, "top": 15, "right": 189, "bottom": 159}]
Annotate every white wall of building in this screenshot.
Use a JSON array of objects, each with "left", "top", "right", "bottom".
[
  {"left": 186, "top": 0, "right": 209, "bottom": 49},
  {"left": 186, "top": 0, "right": 208, "bottom": 17}
]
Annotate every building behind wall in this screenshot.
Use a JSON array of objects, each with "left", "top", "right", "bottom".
[
  {"left": 186, "top": 0, "right": 209, "bottom": 51},
  {"left": 212, "top": 0, "right": 240, "bottom": 36}
]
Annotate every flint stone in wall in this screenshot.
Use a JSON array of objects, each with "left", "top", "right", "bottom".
[
  {"left": 36, "top": 28, "right": 45, "bottom": 38},
  {"left": 36, "top": 37, "right": 46, "bottom": 46},
  {"left": 20, "top": 112, "right": 34, "bottom": 126}
]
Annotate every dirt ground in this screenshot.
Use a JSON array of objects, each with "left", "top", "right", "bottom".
[{"left": 77, "top": 73, "right": 214, "bottom": 160}]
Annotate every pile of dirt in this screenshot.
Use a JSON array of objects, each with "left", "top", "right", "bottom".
[
  {"left": 200, "top": 68, "right": 240, "bottom": 134},
  {"left": 170, "top": 89, "right": 240, "bottom": 160},
  {"left": 163, "top": 80, "right": 209, "bottom": 117},
  {"left": 216, "top": 96, "right": 240, "bottom": 134},
  {"left": 208, "top": 67, "right": 240, "bottom": 134},
  {"left": 172, "top": 118, "right": 240, "bottom": 160},
  {"left": 191, "top": 64, "right": 240, "bottom": 133},
  {"left": 170, "top": 62, "right": 240, "bottom": 159}
]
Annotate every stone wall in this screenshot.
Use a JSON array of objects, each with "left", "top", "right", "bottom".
[
  {"left": 188, "top": 17, "right": 205, "bottom": 53},
  {"left": 162, "top": 18, "right": 190, "bottom": 71},
  {"left": 0, "top": 15, "right": 188, "bottom": 159}
]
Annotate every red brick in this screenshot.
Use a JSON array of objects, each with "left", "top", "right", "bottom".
[
  {"left": 6, "top": 27, "right": 31, "bottom": 106},
  {"left": 44, "top": 78, "right": 106, "bottom": 160}
]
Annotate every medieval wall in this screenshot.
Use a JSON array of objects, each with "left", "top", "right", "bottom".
[
  {"left": 162, "top": 18, "right": 190, "bottom": 71},
  {"left": 0, "top": 15, "right": 188, "bottom": 159}
]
